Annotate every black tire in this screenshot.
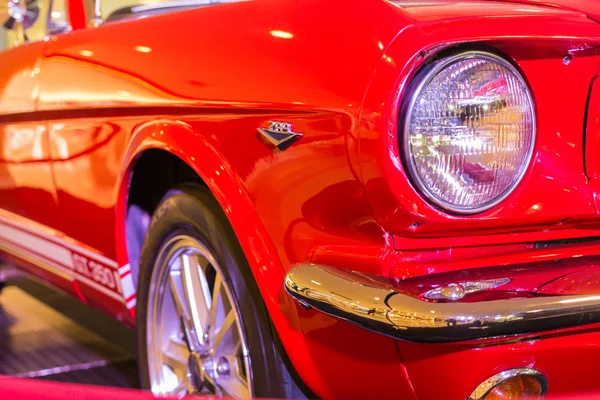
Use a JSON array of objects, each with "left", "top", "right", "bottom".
[{"left": 136, "top": 184, "right": 307, "bottom": 398}]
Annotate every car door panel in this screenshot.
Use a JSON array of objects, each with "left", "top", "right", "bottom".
[
  {"left": 0, "top": 40, "right": 77, "bottom": 295},
  {"left": 47, "top": 116, "right": 130, "bottom": 314},
  {"left": 0, "top": 43, "right": 57, "bottom": 225},
  {"left": 36, "top": 45, "right": 136, "bottom": 312}
]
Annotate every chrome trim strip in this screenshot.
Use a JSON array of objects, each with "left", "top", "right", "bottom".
[
  {"left": 468, "top": 368, "right": 548, "bottom": 399},
  {"left": 284, "top": 263, "right": 600, "bottom": 343}
]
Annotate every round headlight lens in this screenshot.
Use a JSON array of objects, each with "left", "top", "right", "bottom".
[{"left": 403, "top": 51, "right": 535, "bottom": 214}]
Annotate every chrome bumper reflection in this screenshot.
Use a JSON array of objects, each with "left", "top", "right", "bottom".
[{"left": 284, "top": 263, "right": 600, "bottom": 343}]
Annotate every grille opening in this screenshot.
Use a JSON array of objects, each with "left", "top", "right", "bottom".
[{"left": 533, "top": 236, "right": 600, "bottom": 249}]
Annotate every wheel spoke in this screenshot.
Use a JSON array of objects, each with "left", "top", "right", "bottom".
[
  {"left": 168, "top": 270, "right": 188, "bottom": 319},
  {"left": 172, "top": 379, "right": 189, "bottom": 398},
  {"left": 213, "top": 309, "right": 236, "bottom": 355},
  {"left": 162, "top": 336, "right": 190, "bottom": 378},
  {"left": 149, "top": 237, "right": 252, "bottom": 400},
  {"left": 209, "top": 274, "right": 222, "bottom": 332},
  {"left": 181, "top": 254, "right": 212, "bottom": 339},
  {"left": 168, "top": 269, "right": 198, "bottom": 347},
  {"left": 217, "top": 368, "right": 250, "bottom": 399}
]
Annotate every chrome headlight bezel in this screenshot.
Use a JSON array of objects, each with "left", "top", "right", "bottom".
[{"left": 401, "top": 50, "right": 536, "bottom": 215}]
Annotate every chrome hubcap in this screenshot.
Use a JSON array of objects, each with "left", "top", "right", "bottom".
[{"left": 147, "top": 235, "right": 251, "bottom": 398}]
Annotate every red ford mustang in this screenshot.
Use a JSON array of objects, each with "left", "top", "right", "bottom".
[{"left": 2, "top": 0, "right": 600, "bottom": 399}]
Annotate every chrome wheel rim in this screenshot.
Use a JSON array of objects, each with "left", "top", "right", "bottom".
[{"left": 147, "top": 234, "right": 252, "bottom": 398}]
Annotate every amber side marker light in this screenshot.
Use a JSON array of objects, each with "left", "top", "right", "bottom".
[{"left": 469, "top": 368, "right": 548, "bottom": 400}]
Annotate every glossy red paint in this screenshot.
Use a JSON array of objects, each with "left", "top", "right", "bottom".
[
  {"left": 1, "top": 0, "right": 600, "bottom": 399},
  {"left": 399, "top": 328, "right": 600, "bottom": 400},
  {"left": 586, "top": 74, "right": 600, "bottom": 181},
  {"left": 360, "top": 6, "right": 600, "bottom": 242}
]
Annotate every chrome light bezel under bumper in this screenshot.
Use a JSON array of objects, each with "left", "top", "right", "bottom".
[
  {"left": 468, "top": 368, "right": 548, "bottom": 400},
  {"left": 284, "top": 263, "right": 600, "bottom": 343}
]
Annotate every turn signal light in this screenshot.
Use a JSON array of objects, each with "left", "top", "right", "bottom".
[
  {"left": 485, "top": 375, "right": 543, "bottom": 399},
  {"left": 469, "top": 368, "right": 548, "bottom": 400}
]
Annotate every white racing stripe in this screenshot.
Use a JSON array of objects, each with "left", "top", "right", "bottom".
[
  {"left": 75, "top": 272, "right": 125, "bottom": 303},
  {"left": 0, "top": 212, "right": 118, "bottom": 269},
  {"left": 0, "top": 217, "right": 126, "bottom": 305},
  {"left": 121, "top": 273, "right": 136, "bottom": 300},
  {"left": 62, "top": 241, "right": 118, "bottom": 269},
  {"left": 0, "top": 240, "right": 125, "bottom": 304},
  {"left": 126, "top": 298, "right": 137, "bottom": 309},
  {"left": 0, "top": 242, "right": 73, "bottom": 281},
  {"left": 0, "top": 223, "right": 73, "bottom": 267},
  {"left": 118, "top": 263, "right": 138, "bottom": 310},
  {"left": 118, "top": 264, "right": 131, "bottom": 276}
]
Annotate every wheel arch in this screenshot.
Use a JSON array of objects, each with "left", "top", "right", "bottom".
[{"left": 114, "top": 119, "right": 301, "bottom": 327}]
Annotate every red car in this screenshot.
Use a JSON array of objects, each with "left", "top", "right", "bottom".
[{"left": 3, "top": 0, "right": 600, "bottom": 398}]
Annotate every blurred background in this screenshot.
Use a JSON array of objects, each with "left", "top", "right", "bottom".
[{"left": 0, "top": 277, "right": 139, "bottom": 388}]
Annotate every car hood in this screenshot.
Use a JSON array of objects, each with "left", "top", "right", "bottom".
[{"left": 498, "top": 0, "right": 600, "bottom": 22}]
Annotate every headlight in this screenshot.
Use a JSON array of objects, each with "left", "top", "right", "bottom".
[{"left": 402, "top": 51, "right": 535, "bottom": 214}]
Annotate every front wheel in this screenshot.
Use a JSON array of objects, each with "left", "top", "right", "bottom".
[{"left": 136, "top": 184, "right": 303, "bottom": 399}]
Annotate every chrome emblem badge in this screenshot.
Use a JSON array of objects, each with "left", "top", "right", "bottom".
[{"left": 257, "top": 121, "right": 303, "bottom": 151}]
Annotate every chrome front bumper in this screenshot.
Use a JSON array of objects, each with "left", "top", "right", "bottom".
[{"left": 284, "top": 263, "right": 600, "bottom": 343}]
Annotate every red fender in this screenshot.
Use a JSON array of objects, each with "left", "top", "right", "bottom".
[{"left": 113, "top": 119, "right": 338, "bottom": 394}]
